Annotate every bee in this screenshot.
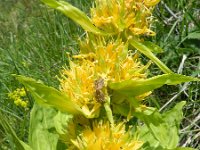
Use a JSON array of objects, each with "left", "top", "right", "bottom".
[{"left": 94, "top": 78, "right": 105, "bottom": 103}]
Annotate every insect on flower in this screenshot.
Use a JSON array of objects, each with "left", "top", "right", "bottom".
[{"left": 94, "top": 78, "right": 105, "bottom": 103}]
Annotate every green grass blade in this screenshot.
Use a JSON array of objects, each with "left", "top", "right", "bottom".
[
  {"left": 14, "top": 75, "right": 80, "bottom": 114},
  {"left": 41, "top": 0, "right": 107, "bottom": 35},
  {"left": 109, "top": 73, "right": 200, "bottom": 97},
  {"left": 0, "top": 111, "right": 32, "bottom": 150},
  {"left": 129, "top": 39, "right": 173, "bottom": 74}
]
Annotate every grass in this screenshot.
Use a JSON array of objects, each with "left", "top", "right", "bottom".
[
  {"left": 149, "top": 0, "right": 200, "bottom": 148},
  {"left": 0, "top": 0, "right": 199, "bottom": 149},
  {"left": 0, "top": 0, "right": 92, "bottom": 148}
]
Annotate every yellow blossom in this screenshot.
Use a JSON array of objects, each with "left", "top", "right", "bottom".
[
  {"left": 60, "top": 39, "right": 151, "bottom": 118},
  {"left": 59, "top": 60, "right": 102, "bottom": 118},
  {"left": 81, "top": 39, "right": 147, "bottom": 82},
  {"left": 70, "top": 121, "right": 143, "bottom": 150},
  {"left": 8, "top": 88, "right": 28, "bottom": 108},
  {"left": 105, "top": 44, "right": 142, "bottom": 82},
  {"left": 91, "top": 0, "right": 160, "bottom": 35}
]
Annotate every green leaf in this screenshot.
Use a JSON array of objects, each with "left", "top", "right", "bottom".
[
  {"left": 134, "top": 106, "right": 162, "bottom": 125},
  {"left": 109, "top": 73, "right": 199, "bottom": 97},
  {"left": 137, "top": 102, "right": 186, "bottom": 149},
  {"left": 149, "top": 121, "right": 179, "bottom": 149},
  {"left": 14, "top": 75, "right": 80, "bottom": 114},
  {"left": 53, "top": 111, "right": 73, "bottom": 134},
  {"left": 188, "top": 32, "right": 200, "bottom": 40},
  {"left": 104, "top": 97, "right": 114, "bottom": 125},
  {"left": 41, "top": 0, "right": 107, "bottom": 35},
  {"left": 129, "top": 39, "right": 173, "bottom": 74},
  {"left": 162, "top": 101, "right": 186, "bottom": 127},
  {"left": 177, "top": 32, "right": 200, "bottom": 47},
  {"left": 174, "top": 148, "right": 197, "bottom": 150},
  {"left": 29, "top": 104, "right": 59, "bottom": 150},
  {"left": 143, "top": 41, "right": 164, "bottom": 53},
  {"left": 0, "top": 111, "right": 32, "bottom": 150},
  {"left": 29, "top": 104, "right": 71, "bottom": 150},
  {"left": 112, "top": 103, "right": 130, "bottom": 116},
  {"left": 140, "top": 142, "right": 165, "bottom": 150}
]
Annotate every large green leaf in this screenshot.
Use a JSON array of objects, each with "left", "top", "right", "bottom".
[
  {"left": 29, "top": 104, "right": 59, "bottom": 150},
  {"left": 137, "top": 102, "right": 187, "bottom": 149},
  {"left": 129, "top": 39, "right": 173, "bottom": 74},
  {"left": 14, "top": 75, "right": 80, "bottom": 114},
  {"left": 41, "top": 0, "right": 107, "bottom": 35},
  {"left": 28, "top": 104, "right": 71, "bottom": 150},
  {"left": 109, "top": 73, "right": 199, "bottom": 97},
  {"left": 0, "top": 111, "right": 32, "bottom": 150}
]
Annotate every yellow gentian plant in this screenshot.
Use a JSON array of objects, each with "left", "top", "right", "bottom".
[{"left": 2, "top": 0, "right": 199, "bottom": 150}]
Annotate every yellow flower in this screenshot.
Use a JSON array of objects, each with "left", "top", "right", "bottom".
[
  {"left": 70, "top": 121, "right": 143, "bottom": 150},
  {"left": 8, "top": 88, "right": 28, "bottom": 108},
  {"left": 59, "top": 60, "right": 102, "bottom": 118},
  {"left": 80, "top": 39, "right": 147, "bottom": 82},
  {"left": 95, "top": 41, "right": 146, "bottom": 82},
  {"left": 60, "top": 39, "right": 150, "bottom": 118},
  {"left": 91, "top": 0, "right": 160, "bottom": 35}
]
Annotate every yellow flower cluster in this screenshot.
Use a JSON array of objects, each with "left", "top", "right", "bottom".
[
  {"left": 91, "top": 0, "right": 160, "bottom": 35},
  {"left": 70, "top": 121, "right": 143, "bottom": 150},
  {"left": 59, "top": 39, "right": 149, "bottom": 118},
  {"left": 93, "top": 41, "right": 147, "bottom": 82},
  {"left": 8, "top": 88, "right": 28, "bottom": 108},
  {"left": 59, "top": 60, "right": 101, "bottom": 118}
]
